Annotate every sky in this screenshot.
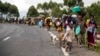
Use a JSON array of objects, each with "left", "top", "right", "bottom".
[{"left": 1, "top": 0, "right": 100, "bottom": 18}]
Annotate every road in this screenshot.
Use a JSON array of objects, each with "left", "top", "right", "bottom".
[
  {"left": 0, "top": 24, "right": 100, "bottom": 56},
  {"left": 0, "top": 24, "right": 64, "bottom": 56}
]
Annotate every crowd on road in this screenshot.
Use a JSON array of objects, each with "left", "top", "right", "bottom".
[
  {"left": 38, "top": 14, "right": 98, "bottom": 52},
  {"left": 2, "top": 12, "right": 98, "bottom": 52},
  {"left": 4, "top": 17, "right": 36, "bottom": 25}
]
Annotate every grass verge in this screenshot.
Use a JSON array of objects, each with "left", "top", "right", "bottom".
[{"left": 96, "top": 43, "right": 100, "bottom": 54}]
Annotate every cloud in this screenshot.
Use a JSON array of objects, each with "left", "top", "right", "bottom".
[
  {"left": 83, "top": 0, "right": 99, "bottom": 6},
  {"left": 19, "top": 11, "right": 27, "bottom": 18}
]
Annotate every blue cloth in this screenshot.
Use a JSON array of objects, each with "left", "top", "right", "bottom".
[
  {"left": 75, "top": 25, "right": 81, "bottom": 35},
  {"left": 72, "top": 6, "right": 81, "bottom": 13},
  {"left": 38, "top": 20, "right": 43, "bottom": 27}
]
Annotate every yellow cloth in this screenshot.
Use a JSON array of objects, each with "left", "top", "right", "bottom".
[
  {"left": 57, "top": 27, "right": 62, "bottom": 31},
  {"left": 49, "top": 22, "right": 53, "bottom": 26},
  {"left": 86, "top": 19, "right": 90, "bottom": 26}
]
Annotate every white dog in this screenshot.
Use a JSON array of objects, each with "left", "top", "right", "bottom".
[{"left": 49, "top": 32, "right": 58, "bottom": 45}]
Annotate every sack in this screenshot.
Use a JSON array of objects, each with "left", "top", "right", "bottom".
[
  {"left": 66, "top": 26, "right": 71, "bottom": 31},
  {"left": 87, "top": 26, "right": 94, "bottom": 33},
  {"left": 56, "top": 21, "right": 61, "bottom": 26},
  {"left": 49, "top": 22, "right": 53, "bottom": 26},
  {"left": 65, "top": 20, "right": 68, "bottom": 25},
  {"left": 75, "top": 25, "right": 81, "bottom": 35},
  {"left": 57, "top": 27, "right": 62, "bottom": 31},
  {"left": 72, "top": 6, "right": 81, "bottom": 13},
  {"left": 66, "top": 36, "right": 72, "bottom": 42}
]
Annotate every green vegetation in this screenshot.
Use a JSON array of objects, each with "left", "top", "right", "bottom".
[
  {"left": 96, "top": 43, "right": 100, "bottom": 54},
  {"left": 0, "top": 1, "right": 19, "bottom": 18},
  {"left": 97, "top": 27, "right": 100, "bottom": 32},
  {"left": 9, "top": 5, "right": 19, "bottom": 17},
  {"left": 37, "top": 0, "right": 63, "bottom": 17},
  {"left": 63, "top": 0, "right": 84, "bottom": 7},
  {"left": 36, "top": 0, "right": 84, "bottom": 17},
  {"left": 86, "top": 1, "right": 100, "bottom": 24},
  {"left": 52, "top": 5, "right": 62, "bottom": 17},
  {"left": 27, "top": 5, "right": 38, "bottom": 17}
]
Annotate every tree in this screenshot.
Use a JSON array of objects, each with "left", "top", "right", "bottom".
[
  {"left": 77, "top": 0, "right": 84, "bottom": 7},
  {"left": 2, "top": 2, "right": 11, "bottom": 14},
  {"left": 51, "top": 2, "right": 60, "bottom": 9},
  {"left": 58, "top": 3, "right": 63, "bottom": 8},
  {"left": 42, "top": 2, "right": 49, "bottom": 16},
  {"left": 63, "top": 0, "right": 76, "bottom": 7},
  {"left": 0, "top": 2, "right": 11, "bottom": 19},
  {"left": 27, "top": 5, "right": 38, "bottom": 17},
  {"left": 37, "top": 3, "right": 42, "bottom": 9},
  {"left": 86, "top": 1, "right": 100, "bottom": 23},
  {"left": 63, "top": 0, "right": 84, "bottom": 7},
  {"left": 0, "top": 0, "right": 3, "bottom": 18},
  {"left": 0, "top": 0, "right": 3, "bottom": 12},
  {"left": 37, "top": 0, "right": 63, "bottom": 17},
  {"left": 52, "top": 5, "right": 62, "bottom": 17},
  {"left": 48, "top": 0, "right": 54, "bottom": 9},
  {"left": 37, "top": 2, "right": 49, "bottom": 16},
  {"left": 9, "top": 5, "right": 19, "bottom": 17},
  {"left": 0, "top": 0, "right": 19, "bottom": 20},
  {"left": 62, "top": 9, "right": 68, "bottom": 14}
]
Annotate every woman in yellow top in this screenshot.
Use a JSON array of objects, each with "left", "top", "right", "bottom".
[{"left": 86, "top": 19, "right": 90, "bottom": 27}]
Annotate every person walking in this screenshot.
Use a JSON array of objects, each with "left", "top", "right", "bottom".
[
  {"left": 75, "top": 14, "right": 86, "bottom": 46},
  {"left": 62, "top": 25, "right": 75, "bottom": 52},
  {"left": 55, "top": 18, "right": 62, "bottom": 32},
  {"left": 87, "top": 15, "right": 97, "bottom": 50},
  {"left": 38, "top": 19, "right": 43, "bottom": 28},
  {"left": 46, "top": 18, "right": 51, "bottom": 31}
]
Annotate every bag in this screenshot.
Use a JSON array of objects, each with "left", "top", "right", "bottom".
[
  {"left": 56, "top": 21, "right": 61, "bottom": 26},
  {"left": 75, "top": 25, "right": 81, "bottom": 35},
  {"left": 65, "top": 20, "right": 68, "bottom": 25},
  {"left": 49, "top": 22, "right": 53, "bottom": 26},
  {"left": 87, "top": 26, "right": 94, "bottom": 33},
  {"left": 66, "top": 26, "right": 71, "bottom": 31},
  {"left": 57, "top": 27, "right": 62, "bottom": 31},
  {"left": 66, "top": 36, "right": 72, "bottom": 42},
  {"left": 72, "top": 6, "right": 81, "bottom": 13}
]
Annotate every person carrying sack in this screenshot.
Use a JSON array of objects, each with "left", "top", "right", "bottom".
[{"left": 49, "top": 20, "right": 53, "bottom": 27}]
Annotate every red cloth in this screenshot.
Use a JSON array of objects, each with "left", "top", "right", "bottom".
[{"left": 87, "top": 31, "right": 95, "bottom": 45}]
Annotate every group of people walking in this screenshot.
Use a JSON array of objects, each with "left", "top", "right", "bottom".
[
  {"left": 38, "top": 14, "right": 98, "bottom": 51},
  {"left": 61, "top": 14, "right": 97, "bottom": 52}
]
